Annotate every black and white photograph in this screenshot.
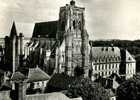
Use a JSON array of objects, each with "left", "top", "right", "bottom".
[{"left": 0, "top": 0, "right": 139, "bottom": 100}]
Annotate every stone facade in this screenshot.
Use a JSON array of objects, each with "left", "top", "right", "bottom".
[
  {"left": 90, "top": 47, "right": 136, "bottom": 80},
  {"left": 56, "top": 0, "right": 89, "bottom": 77},
  {"left": 4, "top": 22, "right": 24, "bottom": 72}
]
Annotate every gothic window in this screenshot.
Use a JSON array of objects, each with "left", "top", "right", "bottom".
[
  {"left": 73, "top": 20, "right": 76, "bottom": 29},
  {"left": 62, "top": 55, "right": 64, "bottom": 62},
  {"left": 61, "top": 21, "right": 65, "bottom": 31},
  {"left": 78, "top": 21, "right": 82, "bottom": 30}
]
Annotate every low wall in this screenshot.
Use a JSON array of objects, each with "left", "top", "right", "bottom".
[
  {"left": 26, "top": 92, "right": 82, "bottom": 100},
  {"left": 0, "top": 90, "right": 11, "bottom": 100}
]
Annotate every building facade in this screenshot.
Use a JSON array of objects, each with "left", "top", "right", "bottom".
[
  {"left": 90, "top": 47, "right": 136, "bottom": 80},
  {"left": 55, "top": 0, "right": 89, "bottom": 77},
  {"left": 25, "top": 0, "right": 90, "bottom": 77},
  {"left": 4, "top": 22, "right": 23, "bottom": 72}
]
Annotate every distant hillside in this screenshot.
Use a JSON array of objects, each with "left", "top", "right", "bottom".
[{"left": 89, "top": 39, "right": 140, "bottom": 72}]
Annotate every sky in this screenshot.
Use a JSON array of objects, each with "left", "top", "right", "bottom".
[{"left": 0, "top": 0, "right": 140, "bottom": 40}]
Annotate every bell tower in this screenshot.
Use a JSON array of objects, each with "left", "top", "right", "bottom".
[{"left": 57, "top": 0, "right": 89, "bottom": 77}]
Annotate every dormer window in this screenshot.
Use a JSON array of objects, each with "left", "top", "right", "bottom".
[
  {"left": 101, "top": 48, "right": 104, "bottom": 51},
  {"left": 112, "top": 47, "right": 114, "bottom": 51}
]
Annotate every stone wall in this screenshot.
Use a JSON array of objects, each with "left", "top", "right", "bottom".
[
  {"left": 0, "top": 90, "right": 11, "bottom": 100},
  {"left": 26, "top": 92, "right": 82, "bottom": 100}
]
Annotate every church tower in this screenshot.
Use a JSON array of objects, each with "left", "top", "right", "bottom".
[{"left": 57, "top": 0, "right": 89, "bottom": 77}]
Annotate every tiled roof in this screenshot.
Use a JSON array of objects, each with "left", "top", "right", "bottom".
[
  {"left": 27, "top": 67, "right": 50, "bottom": 82},
  {"left": 126, "top": 50, "right": 136, "bottom": 62},
  {"left": 11, "top": 71, "right": 26, "bottom": 81},
  {"left": 90, "top": 47, "right": 121, "bottom": 63},
  {"left": 32, "top": 21, "right": 58, "bottom": 38}
]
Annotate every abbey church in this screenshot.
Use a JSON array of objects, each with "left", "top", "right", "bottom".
[
  {"left": 26, "top": 0, "right": 89, "bottom": 77},
  {"left": 5, "top": 0, "right": 136, "bottom": 80}
]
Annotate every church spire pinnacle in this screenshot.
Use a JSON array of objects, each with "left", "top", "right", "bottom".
[
  {"left": 70, "top": 0, "right": 75, "bottom": 6},
  {"left": 10, "top": 21, "right": 17, "bottom": 39}
]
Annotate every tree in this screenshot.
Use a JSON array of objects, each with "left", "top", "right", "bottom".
[
  {"left": 117, "top": 73, "right": 140, "bottom": 100},
  {"left": 74, "top": 66, "right": 84, "bottom": 77},
  {"left": 67, "top": 78, "right": 109, "bottom": 100}
]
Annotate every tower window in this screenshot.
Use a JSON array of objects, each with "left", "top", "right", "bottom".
[
  {"left": 73, "top": 20, "right": 76, "bottom": 29},
  {"left": 61, "top": 21, "right": 65, "bottom": 31},
  {"left": 78, "top": 21, "right": 81, "bottom": 30}
]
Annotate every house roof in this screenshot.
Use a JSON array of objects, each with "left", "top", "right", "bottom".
[
  {"left": 27, "top": 67, "right": 50, "bottom": 82},
  {"left": 32, "top": 21, "right": 58, "bottom": 38},
  {"left": 90, "top": 47, "right": 121, "bottom": 63},
  {"left": 11, "top": 71, "right": 26, "bottom": 81}
]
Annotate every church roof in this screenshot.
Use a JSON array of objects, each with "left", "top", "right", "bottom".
[
  {"left": 27, "top": 67, "right": 50, "bottom": 82},
  {"left": 10, "top": 22, "right": 17, "bottom": 38},
  {"left": 15, "top": 22, "right": 34, "bottom": 38},
  {"left": 90, "top": 46, "right": 135, "bottom": 63},
  {"left": 32, "top": 21, "right": 58, "bottom": 38},
  {"left": 9, "top": 21, "right": 34, "bottom": 38}
]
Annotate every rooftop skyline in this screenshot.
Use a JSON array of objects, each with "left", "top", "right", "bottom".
[{"left": 0, "top": 0, "right": 140, "bottom": 40}]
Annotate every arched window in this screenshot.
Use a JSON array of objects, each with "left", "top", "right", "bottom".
[
  {"left": 73, "top": 20, "right": 76, "bottom": 29},
  {"left": 61, "top": 21, "right": 65, "bottom": 31},
  {"left": 78, "top": 21, "right": 82, "bottom": 30}
]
